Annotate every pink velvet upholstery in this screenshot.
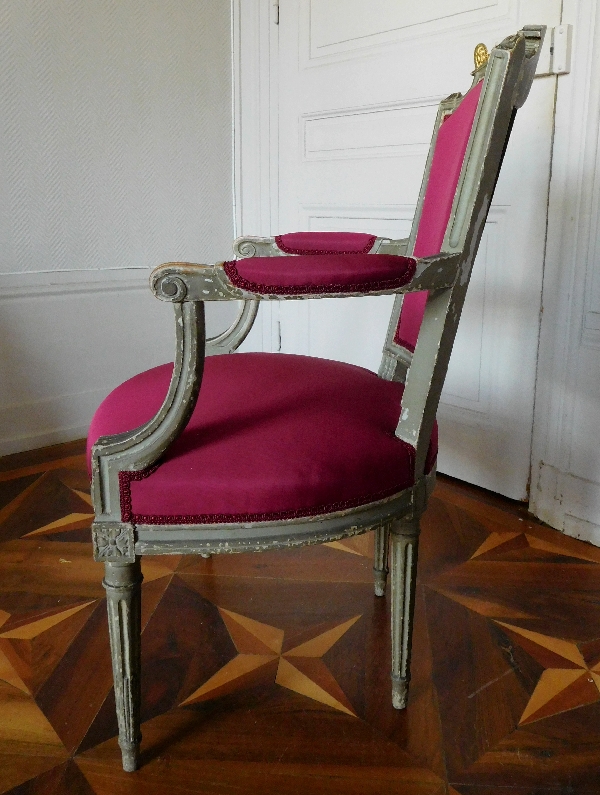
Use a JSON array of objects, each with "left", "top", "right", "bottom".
[
  {"left": 393, "top": 292, "right": 428, "bottom": 353},
  {"left": 224, "top": 253, "right": 416, "bottom": 296},
  {"left": 88, "top": 353, "right": 438, "bottom": 525},
  {"left": 275, "top": 232, "right": 377, "bottom": 255},
  {"left": 394, "top": 80, "right": 483, "bottom": 349}
]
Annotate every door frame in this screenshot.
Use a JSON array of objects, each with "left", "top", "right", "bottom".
[
  {"left": 530, "top": 0, "right": 600, "bottom": 544},
  {"left": 232, "top": 0, "right": 279, "bottom": 353},
  {"left": 233, "top": 0, "right": 600, "bottom": 539}
]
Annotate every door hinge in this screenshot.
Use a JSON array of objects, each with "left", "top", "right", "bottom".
[
  {"left": 273, "top": 1, "right": 279, "bottom": 25},
  {"left": 549, "top": 25, "right": 572, "bottom": 74}
]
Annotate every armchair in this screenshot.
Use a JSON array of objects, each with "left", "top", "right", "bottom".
[{"left": 88, "top": 26, "right": 545, "bottom": 772}]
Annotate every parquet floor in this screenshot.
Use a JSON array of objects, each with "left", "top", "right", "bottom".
[{"left": 0, "top": 440, "right": 600, "bottom": 793}]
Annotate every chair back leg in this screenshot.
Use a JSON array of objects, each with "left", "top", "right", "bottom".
[
  {"left": 390, "top": 519, "right": 420, "bottom": 708},
  {"left": 104, "top": 559, "right": 143, "bottom": 772}
]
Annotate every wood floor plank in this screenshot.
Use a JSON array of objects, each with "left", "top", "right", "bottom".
[
  {"left": 0, "top": 541, "right": 104, "bottom": 601},
  {"left": 3, "top": 761, "right": 96, "bottom": 795},
  {"left": 0, "top": 441, "right": 86, "bottom": 476},
  {"left": 0, "top": 474, "right": 92, "bottom": 544},
  {"left": 0, "top": 757, "right": 69, "bottom": 795},
  {"left": 0, "top": 457, "right": 87, "bottom": 485},
  {"left": 428, "top": 560, "right": 600, "bottom": 640},
  {"left": 177, "top": 542, "right": 375, "bottom": 583},
  {"left": 449, "top": 788, "right": 600, "bottom": 795},
  {"left": 76, "top": 755, "right": 447, "bottom": 795}
]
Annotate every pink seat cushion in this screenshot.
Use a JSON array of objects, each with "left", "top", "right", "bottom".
[
  {"left": 275, "top": 232, "right": 376, "bottom": 255},
  {"left": 394, "top": 80, "right": 483, "bottom": 349},
  {"left": 87, "top": 353, "right": 438, "bottom": 525},
  {"left": 223, "top": 253, "right": 416, "bottom": 296}
]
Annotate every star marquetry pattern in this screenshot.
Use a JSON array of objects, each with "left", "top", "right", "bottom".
[
  {"left": 0, "top": 465, "right": 95, "bottom": 544},
  {"left": 23, "top": 512, "right": 94, "bottom": 538},
  {"left": 1, "top": 443, "right": 600, "bottom": 791},
  {"left": 0, "top": 601, "right": 97, "bottom": 696},
  {"left": 497, "top": 621, "right": 600, "bottom": 724},
  {"left": 324, "top": 534, "right": 372, "bottom": 557},
  {"left": 470, "top": 530, "right": 600, "bottom": 563},
  {"left": 181, "top": 608, "right": 361, "bottom": 716}
]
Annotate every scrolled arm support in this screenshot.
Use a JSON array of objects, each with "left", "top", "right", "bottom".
[
  {"left": 153, "top": 273, "right": 189, "bottom": 302},
  {"left": 152, "top": 263, "right": 246, "bottom": 302},
  {"left": 232, "top": 236, "right": 284, "bottom": 258},
  {"left": 206, "top": 299, "right": 260, "bottom": 355},
  {"left": 91, "top": 300, "right": 206, "bottom": 523},
  {"left": 372, "top": 237, "right": 410, "bottom": 256}
]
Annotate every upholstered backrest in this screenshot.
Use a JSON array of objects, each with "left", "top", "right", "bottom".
[
  {"left": 382, "top": 26, "right": 548, "bottom": 482},
  {"left": 393, "top": 80, "right": 483, "bottom": 350}
]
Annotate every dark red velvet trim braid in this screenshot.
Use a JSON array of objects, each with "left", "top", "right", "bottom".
[
  {"left": 222, "top": 258, "right": 416, "bottom": 297},
  {"left": 118, "top": 442, "right": 421, "bottom": 526},
  {"left": 119, "top": 466, "right": 160, "bottom": 523},
  {"left": 274, "top": 234, "right": 377, "bottom": 255}
]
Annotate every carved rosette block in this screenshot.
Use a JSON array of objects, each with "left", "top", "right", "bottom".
[
  {"left": 92, "top": 523, "right": 136, "bottom": 562},
  {"left": 390, "top": 520, "right": 420, "bottom": 709}
]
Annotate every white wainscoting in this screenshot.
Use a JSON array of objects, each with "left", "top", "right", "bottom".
[
  {"left": 301, "top": 0, "right": 554, "bottom": 77},
  {"left": 0, "top": 270, "right": 171, "bottom": 455},
  {"left": 0, "top": 269, "right": 238, "bottom": 456},
  {"left": 302, "top": 98, "right": 441, "bottom": 161},
  {"left": 306, "top": 0, "right": 511, "bottom": 60}
]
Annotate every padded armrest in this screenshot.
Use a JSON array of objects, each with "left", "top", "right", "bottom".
[
  {"left": 274, "top": 232, "right": 377, "bottom": 254},
  {"left": 232, "top": 232, "right": 410, "bottom": 258},
  {"left": 151, "top": 251, "right": 460, "bottom": 303},
  {"left": 223, "top": 253, "right": 416, "bottom": 296}
]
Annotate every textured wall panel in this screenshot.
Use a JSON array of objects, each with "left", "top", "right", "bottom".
[
  {"left": 0, "top": 0, "right": 233, "bottom": 274},
  {"left": 0, "top": 1, "right": 234, "bottom": 453}
]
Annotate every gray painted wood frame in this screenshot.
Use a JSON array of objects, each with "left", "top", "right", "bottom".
[{"left": 90, "top": 27, "right": 546, "bottom": 771}]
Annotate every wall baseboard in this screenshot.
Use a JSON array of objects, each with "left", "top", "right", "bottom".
[{"left": 531, "top": 462, "right": 600, "bottom": 546}]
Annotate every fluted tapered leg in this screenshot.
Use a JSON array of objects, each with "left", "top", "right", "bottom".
[
  {"left": 104, "top": 560, "right": 143, "bottom": 772},
  {"left": 390, "top": 519, "right": 419, "bottom": 709},
  {"left": 373, "top": 524, "right": 390, "bottom": 596}
]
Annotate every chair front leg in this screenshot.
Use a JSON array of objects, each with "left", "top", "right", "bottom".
[
  {"left": 103, "top": 560, "right": 143, "bottom": 772},
  {"left": 390, "top": 518, "right": 420, "bottom": 709},
  {"left": 373, "top": 523, "right": 390, "bottom": 596}
]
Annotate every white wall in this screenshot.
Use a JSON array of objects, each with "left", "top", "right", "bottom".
[{"left": 0, "top": 0, "right": 235, "bottom": 455}]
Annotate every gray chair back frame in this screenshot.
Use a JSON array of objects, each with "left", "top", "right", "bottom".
[{"left": 89, "top": 26, "right": 545, "bottom": 772}]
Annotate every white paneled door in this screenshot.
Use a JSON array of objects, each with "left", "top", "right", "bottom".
[{"left": 274, "top": 0, "right": 561, "bottom": 500}]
